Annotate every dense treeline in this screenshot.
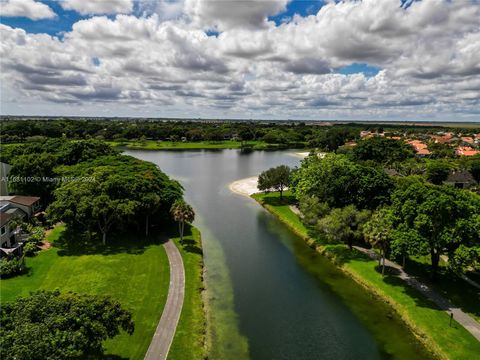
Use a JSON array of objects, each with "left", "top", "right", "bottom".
[
  {"left": 1, "top": 118, "right": 477, "bottom": 149},
  {"left": 290, "top": 151, "right": 480, "bottom": 278},
  {"left": 2, "top": 139, "right": 183, "bottom": 243}
]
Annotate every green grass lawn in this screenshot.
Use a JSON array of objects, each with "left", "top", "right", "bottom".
[
  {"left": 106, "top": 139, "right": 305, "bottom": 151},
  {"left": 107, "top": 139, "right": 255, "bottom": 150},
  {"left": 168, "top": 224, "right": 206, "bottom": 360},
  {"left": 253, "top": 191, "right": 480, "bottom": 360},
  {"left": 1, "top": 223, "right": 206, "bottom": 360}
]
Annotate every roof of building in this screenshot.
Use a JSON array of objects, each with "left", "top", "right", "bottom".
[
  {"left": 445, "top": 171, "right": 476, "bottom": 184},
  {"left": 0, "top": 212, "right": 12, "bottom": 227},
  {"left": 407, "top": 140, "right": 430, "bottom": 154},
  {"left": 461, "top": 137, "right": 475, "bottom": 144},
  {"left": 456, "top": 146, "right": 480, "bottom": 157},
  {"left": 6, "top": 196, "right": 40, "bottom": 206}
]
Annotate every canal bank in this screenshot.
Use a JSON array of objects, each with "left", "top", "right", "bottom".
[
  {"left": 252, "top": 190, "right": 480, "bottom": 360},
  {"left": 125, "top": 149, "right": 439, "bottom": 359}
]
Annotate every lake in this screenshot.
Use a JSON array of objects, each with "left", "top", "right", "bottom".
[{"left": 125, "top": 149, "right": 433, "bottom": 360}]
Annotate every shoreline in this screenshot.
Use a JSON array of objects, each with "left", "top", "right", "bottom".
[
  {"left": 250, "top": 194, "right": 445, "bottom": 359},
  {"left": 228, "top": 176, "right": 259, "bottom": 196}
]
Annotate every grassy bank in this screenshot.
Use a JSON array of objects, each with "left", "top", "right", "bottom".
[
  {"left": 0, "top": 223, "right": 206, "bottom": 360},
  {"left": 252, "top": 191, "right": 480, "bottom": 360},
  {"left": 168, "top": 224, "right": 207, "bottom": 360},
  {"left": 106, "top": 139, "right": 304, "bottom": 151}
]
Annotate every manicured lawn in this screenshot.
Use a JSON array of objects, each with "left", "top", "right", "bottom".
[
  {"left": 168, "top": 224, "right": 206, "bottom": 360},
  {"left": 0, "top": 223, "right": 204, "bottom": 360},
  {"left": 252, "top": 191, "right": 309, "bottom": 240},
  {"left": 253, "top": 191, "right": 480, "bottom": 360}
]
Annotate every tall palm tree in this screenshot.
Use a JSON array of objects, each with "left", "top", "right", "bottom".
[{"left": 170, "top": 200, "right": 195, "bottom": 243}]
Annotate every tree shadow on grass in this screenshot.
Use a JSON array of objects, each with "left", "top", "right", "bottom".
[
  {"left": 403, "top": 258, "right": 480, "bottom": 320},
  {"left": 323, "top": 245, "right": 373, "bottom": 266},
  {"left": 55, "top": 226, "right": 164, "bottom": 257},
  {"left": 258, "top": 193, "right": 296, "bottom": 206},
  {"left": 160, "top": 223, "right": 203, "bottom": 256},
  {"left": 382, "top": 273, "right": 445, "bottom": 313},
  {"left": 97, "top": 354, "right": 129, "bottom": 360}
]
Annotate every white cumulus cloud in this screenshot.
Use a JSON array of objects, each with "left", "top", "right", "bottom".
[
  {"left": 1, "top": 0, "right": 479, "bottom": 121},
  {"left": 0, "top": 0, "right": 56, "bottom": 20},
  {"left": 61, "top": 0, "right": 133, "bottom": 15}
]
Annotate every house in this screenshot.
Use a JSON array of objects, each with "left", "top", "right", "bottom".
[
  {"left": 455, "top": 146, "right": 480, "bottom": 157},
  {"left": 407, "top": 140, "right": 431, "bottom": 156},
  {"left": 0, "top": 196, "right": 41, "bottom": 253},
  {"left": 0, "top": 196, "right": 41, "bottom": 217},
  {"left": 431, "top": 132, "right": 453, "bottom": 144},
  {"left": 443, "top": 171, "right": 476, "bottom": 189},
  {"left": 461, "top": 137, "right": 475, "bottom": 145},
  {"left": 360, "top": 131, "right": 375, "bottom": 138}
]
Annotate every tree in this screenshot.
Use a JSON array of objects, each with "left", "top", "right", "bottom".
[
  {"left": 363, "top": 208, "right": 395, "bottom": 275},
  {"left": 0, "top": 290, "right": 134, "bottom": 360},
  {"left": 257, "top": 165, "right": 291, "bottom": 199},
  {"left": 426, "top": 161, "right": 451, "bottom": 185},
  {"left": 316, "top": 205, "right": 370, "bottom": 250},
  {"left": 298, "top": 196, "right": 330, "bottom": 226},
  {"left": 171, "top": 200, "right": 195, "bottom": 243},
  {"left": 470, "top": 159, "right": 480, "bottom": 183},
  {"left": 9, "top": 152, "right": 58, "bottom": 203},
  {"left": 353, "top": 137, "right": 415, "bottom": 164},
  {"left": 291, "top": 154, "right": 392, "bottom": 209},
  {"left": 312, "top": 127, "right": 357, "bottom": 151},
  {"left": 48, "top": 155, "right": 182, "bottom": 244},
  {"left": 391, "top": 179, "right": 480, "bottom": 278}
]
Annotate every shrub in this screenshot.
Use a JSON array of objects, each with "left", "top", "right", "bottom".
[
  {"left": 27, "top": 225, "right": 45, "bottom": 244},
  {"left": 23, "top": 242, "right": 38, "bottom": 257},
  {"left": 0, "top": 257, "right": 24, "bottom": 278}
]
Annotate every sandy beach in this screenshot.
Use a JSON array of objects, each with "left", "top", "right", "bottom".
[{"left": 228, "top": 176, "right": 259, "bottom": 196}]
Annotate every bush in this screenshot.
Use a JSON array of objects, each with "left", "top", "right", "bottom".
[
  {"left": 27, "top": 225, "right": 45, "bottom": 244},
  {"left": 23, "top": 242, "right": 38, "bottom": 257},
  {"left": 0, "top": 257, "right": 24, "bottom": 278}
]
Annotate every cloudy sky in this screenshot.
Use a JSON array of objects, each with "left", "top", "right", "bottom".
[{"left": 0, "top": 0, "right": 479, "bottom": 121}]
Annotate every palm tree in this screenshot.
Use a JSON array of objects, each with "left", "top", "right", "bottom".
[{"left": 170, "top": 200, "right": 195, "bottom": 243}]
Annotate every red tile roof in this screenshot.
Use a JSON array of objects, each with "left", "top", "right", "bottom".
[{"left": 456, "top": 147, "right": 480, "bottom": 156}]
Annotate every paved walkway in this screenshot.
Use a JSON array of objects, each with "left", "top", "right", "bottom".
[
  {"left": 145, "top": 240, "right": 185, "bottom": 360},
  {"left": 354, "top": 246, "right": 480, "bottom": 342}
]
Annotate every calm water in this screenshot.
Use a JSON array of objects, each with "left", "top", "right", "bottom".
[{"left": 125, "top": 149, "right": 433, "bottom": 360}]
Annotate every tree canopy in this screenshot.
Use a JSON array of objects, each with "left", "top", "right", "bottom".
[
  {"left": 291, "top": 154, "right": 392, "bottom": 209},
  {"left": 353, "top": 137, "right": 415, "bottom": 164},
  {"left": 390, "top": 178, "right": 480, "bottom": 277},
  {"left": 47, "top": 155, "right": 183, "bottom": 244},
  {"left": 0, "top": 290, "right": 134, "bottom": 360},
  {"left": 257, "top": 165, "right": 291, "bottom": 199}
]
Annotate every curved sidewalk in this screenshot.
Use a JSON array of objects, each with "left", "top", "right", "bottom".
[
  {"left": 354, "top": 246, "right": 480, "bottom": 342},
  {"left": 145, "top": 240, "right": 185, "bottom": 360}
]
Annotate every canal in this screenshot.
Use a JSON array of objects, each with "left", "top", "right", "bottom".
[{"left": 126, "top": 149, "right": 432, "bottom": 360}]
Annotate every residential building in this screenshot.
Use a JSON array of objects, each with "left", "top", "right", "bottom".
[
  {"left": 0, "top": 196, "right": 41, "bottom": 252},
  {"left": 444, "top": 171, "right": 477, "bottom": 189},
  {"left": 407, "top": 140, "right": 431, "bottom": 156},
  {"left": 456, "top": 146, "right": 480, "bottom": 157}
]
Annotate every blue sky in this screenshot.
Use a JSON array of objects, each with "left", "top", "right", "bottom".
[
  {"left": 0, "top": 1, "right": 84, "bottom": 36},
  {"left": 0, "top": 0, "right": 479, "bottom": 121},
  {"left": 0, "top": 0, "right": 379, "bottom": 77},
  {"left": 2, "top": 0, "right": 328, "bottom": 35}
]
